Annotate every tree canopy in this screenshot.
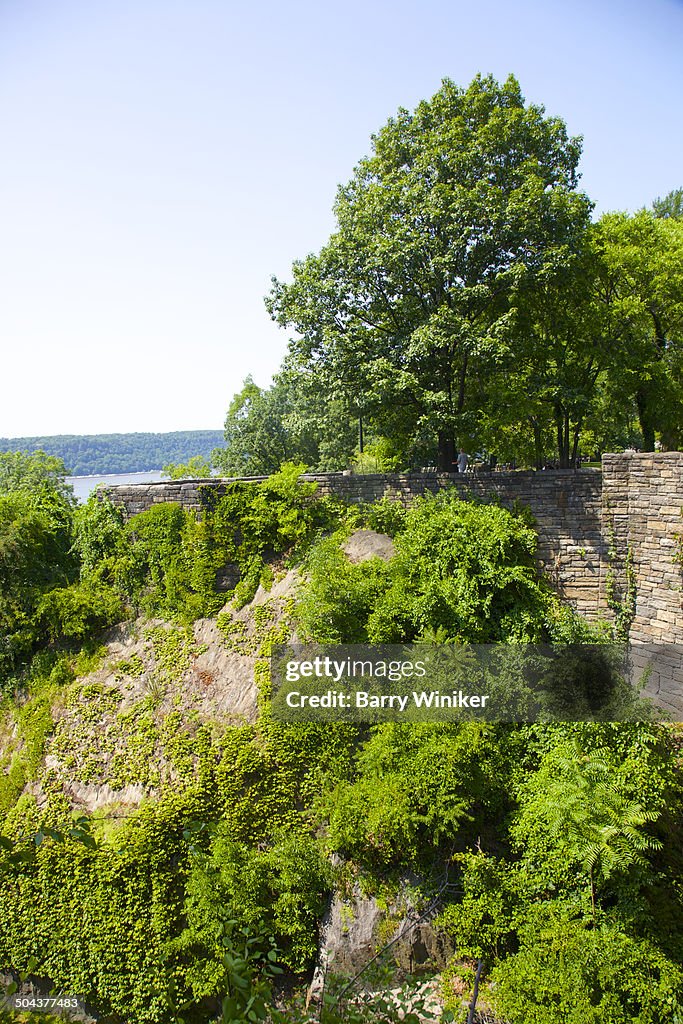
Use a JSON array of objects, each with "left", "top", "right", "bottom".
[
  {"left": 653, "top": 187, "right": 683, "bottom": 220},
  {"left": 267, "top": 74, "right": 593, "bottom": 469},
  {"left": 0, "top": 450, "right": 75, "bottom": 502},
  {"left": 591, "top": 210, "right": 683, "bottom": 451},
  {"left": 212, "top": 371, "right": 357, "bottom": 476},
  {"left": 209, "top": 80, "right": 683, "bottom": 471}
]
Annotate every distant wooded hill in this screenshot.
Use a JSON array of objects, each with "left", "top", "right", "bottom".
[{"left": 0, "top": 431, "right": 224, "bottom": 476}]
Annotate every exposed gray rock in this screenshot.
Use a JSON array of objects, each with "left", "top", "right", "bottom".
[
  {"left": 342, "top": 529, "right": 396, "bottom": 564},
  {"left": 309, "top": 880, "right": 453, "bottom": 1005}
]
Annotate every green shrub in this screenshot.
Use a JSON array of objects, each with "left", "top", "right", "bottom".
[
  {"left": 209, "top": 463, "right": 334, "bottom": 566},
  {"left": 437, "top": 852, "right": 520, "bottom": 962},
  {"left": 72, "top": 492, "right": 125, "bottom": 578},
  {"left": 0, "top": 489, "right": 77, "bottom": 684},
  {"left": 371, "top": 490, "right": 549, "bottom": 642},
  {"left": 175, "top": 826, "right": 331, "bottom": 979},
  {"left": 297, "top": 489, "right": 552, "bottom": 645},
  {"left": 491, "top": 911, "right": 683, "bottom": 1024},
  {"left": 326, "top": 774, "right": 420, "bottom": 866},
  {"left": 37, "top": 582, "right": 123, "bottom": 642},
  {"left": 117, "top": 503, "right": 222, "bottom": 619},
  {"left": 322, "top": 722, "right": 498, "bottom": 868},
  {"left": 296, "top": 536, "right": 392, "bottom": 641}
]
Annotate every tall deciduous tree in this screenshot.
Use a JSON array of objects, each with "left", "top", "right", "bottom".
[
  {"left": 486, "top": 241, "right": 604, "bottom": 467},
  {"left": 212, "top": 375, "right": 293, "bottom": 476},
  {"left": 212, "top": 371, "right": 357, "bottom": 476},
  {"left": 267, "top": 74, "right": 592, "bottom": 469},
  {"left": 593, "top": 211, "right": 683, "bottom": 450},
  {"left": 653, "top": 187, "right": 683, "bottom": 220}
]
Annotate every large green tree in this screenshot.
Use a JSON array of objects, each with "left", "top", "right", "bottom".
[
  {"left": 212, "top": 376, "right": 294, "bottom": 476},
  {"left": 469, "top": 206, "right": 683, "bottom": 464},
  {"left": 592, "top": 210, "right": 683, "bottom": 450},
  {"left": 267, "top": 74, "right": 592, "bottom": 470},
  {"left": 481, "top": 238, "right": 609, "bottom": 467},
  {"left": 653, "top": 187, "right": 683, "bottom": 221},
  {"left": 212, "top": 371, "right": 357, "bottom": 476}
]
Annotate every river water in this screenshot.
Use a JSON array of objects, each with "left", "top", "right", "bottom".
[{"left": 66, "top": 470, "right": 164, "bottom": 503}]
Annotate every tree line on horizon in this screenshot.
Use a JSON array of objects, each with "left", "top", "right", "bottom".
[
  {"left": 0, "top": 431, "right": 223, "bottom": 477},
  {"left": 212, "top": 74, "right": 683, "bottom": 475}
]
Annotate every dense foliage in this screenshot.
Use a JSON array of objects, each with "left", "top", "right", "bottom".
[
  {"left": 296, "top": 495, "right": 553, "bottom": 644},
  {"left": 0, "top": 458, "right": 336, "bottom": 696},
  {"left": 0, "top": 432, "right": 223, "bottom": 477},
  {"left": 210, "top": 75, "right": 683, "bottom": 473},
  {"left": 211, "top": 371, "right": 359, "bottom": 478},
  {"left": 0, "top": 453, "right": 78, "bottom": 682},
  {"left": 1, "top": 454, "right": 681, "bottom": 1023},
  {"left": 267, "top": 73, "right": 592, "bottom": 471}
]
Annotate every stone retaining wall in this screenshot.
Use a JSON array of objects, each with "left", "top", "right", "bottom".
[
  {"left": 601, "top": 453, "right": 683, "bottom": 645},
  {"left": 102, "top": 469, "right": 605, "bottom": 617},
  {"left": 103, "top": 455, "right": 683, "bottom": 646}
]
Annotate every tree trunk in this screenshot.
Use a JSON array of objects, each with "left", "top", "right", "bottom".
[
  {"left": 571, "top": 422, "right": 582, "bottom": 468},
  {"left": 437, "top": 432, "right": 455, "bottom": 471},
  {"left": 457, "top": 354, "right": 469, "bottom": 413},
  {"left": 636, "top": 387, "right": 656, "bottom": 452},
  {"left": 531, "top": 417, "right": 543, "bottom": 469},
  {"left": 563, "top": 411, "right": 571, "bottom": 467},
  {"left": 555, "top": 406, "right": 570, "bottom": 468},
  {"left": 651, "top": 308, "right": 666, "bottom": 355}
]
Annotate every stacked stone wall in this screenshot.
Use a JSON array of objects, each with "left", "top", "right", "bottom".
[
  {"left": 103, "top": 459, "right": 683, "bottom": 637},
  {"left": 601, "top": 454, "right": 683, "bottom": 644},
  {"left": 103, "top": 469, "right": 605, "bottom": 617},
  {"left": 598, "top": 453, "right": 683, "bottom": 715}
]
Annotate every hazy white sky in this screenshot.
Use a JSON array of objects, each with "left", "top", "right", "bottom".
[{"left": 1, "top": 0, "right": 682, "bottom": 438}]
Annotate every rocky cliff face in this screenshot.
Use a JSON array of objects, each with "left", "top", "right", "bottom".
[
  {"left": 5, "top": 532, "right": 402, "bottom": 817},
  {"left": 10, "top": 570, "right": 300, "bottom": 817}
]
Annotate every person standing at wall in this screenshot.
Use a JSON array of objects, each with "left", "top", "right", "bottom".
[{"left": 457, "top": 448, "right": 469, "bottom": 474}]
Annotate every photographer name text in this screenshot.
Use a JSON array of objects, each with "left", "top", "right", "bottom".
[{"left": 284, "top": 689, "right": 490, "bottom": 710}]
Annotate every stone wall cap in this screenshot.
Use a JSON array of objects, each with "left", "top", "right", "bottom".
[{"left": 603, "top": 451, "right": 683, "bottom": 461}]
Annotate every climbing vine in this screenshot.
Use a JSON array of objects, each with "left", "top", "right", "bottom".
[{"left": 605, "top": 519, "right": 637, "bottom": 641}]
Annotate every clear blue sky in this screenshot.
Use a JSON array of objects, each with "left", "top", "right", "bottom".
[{"left": 1, "top": 0, "right": 682, "bottom": 438}]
